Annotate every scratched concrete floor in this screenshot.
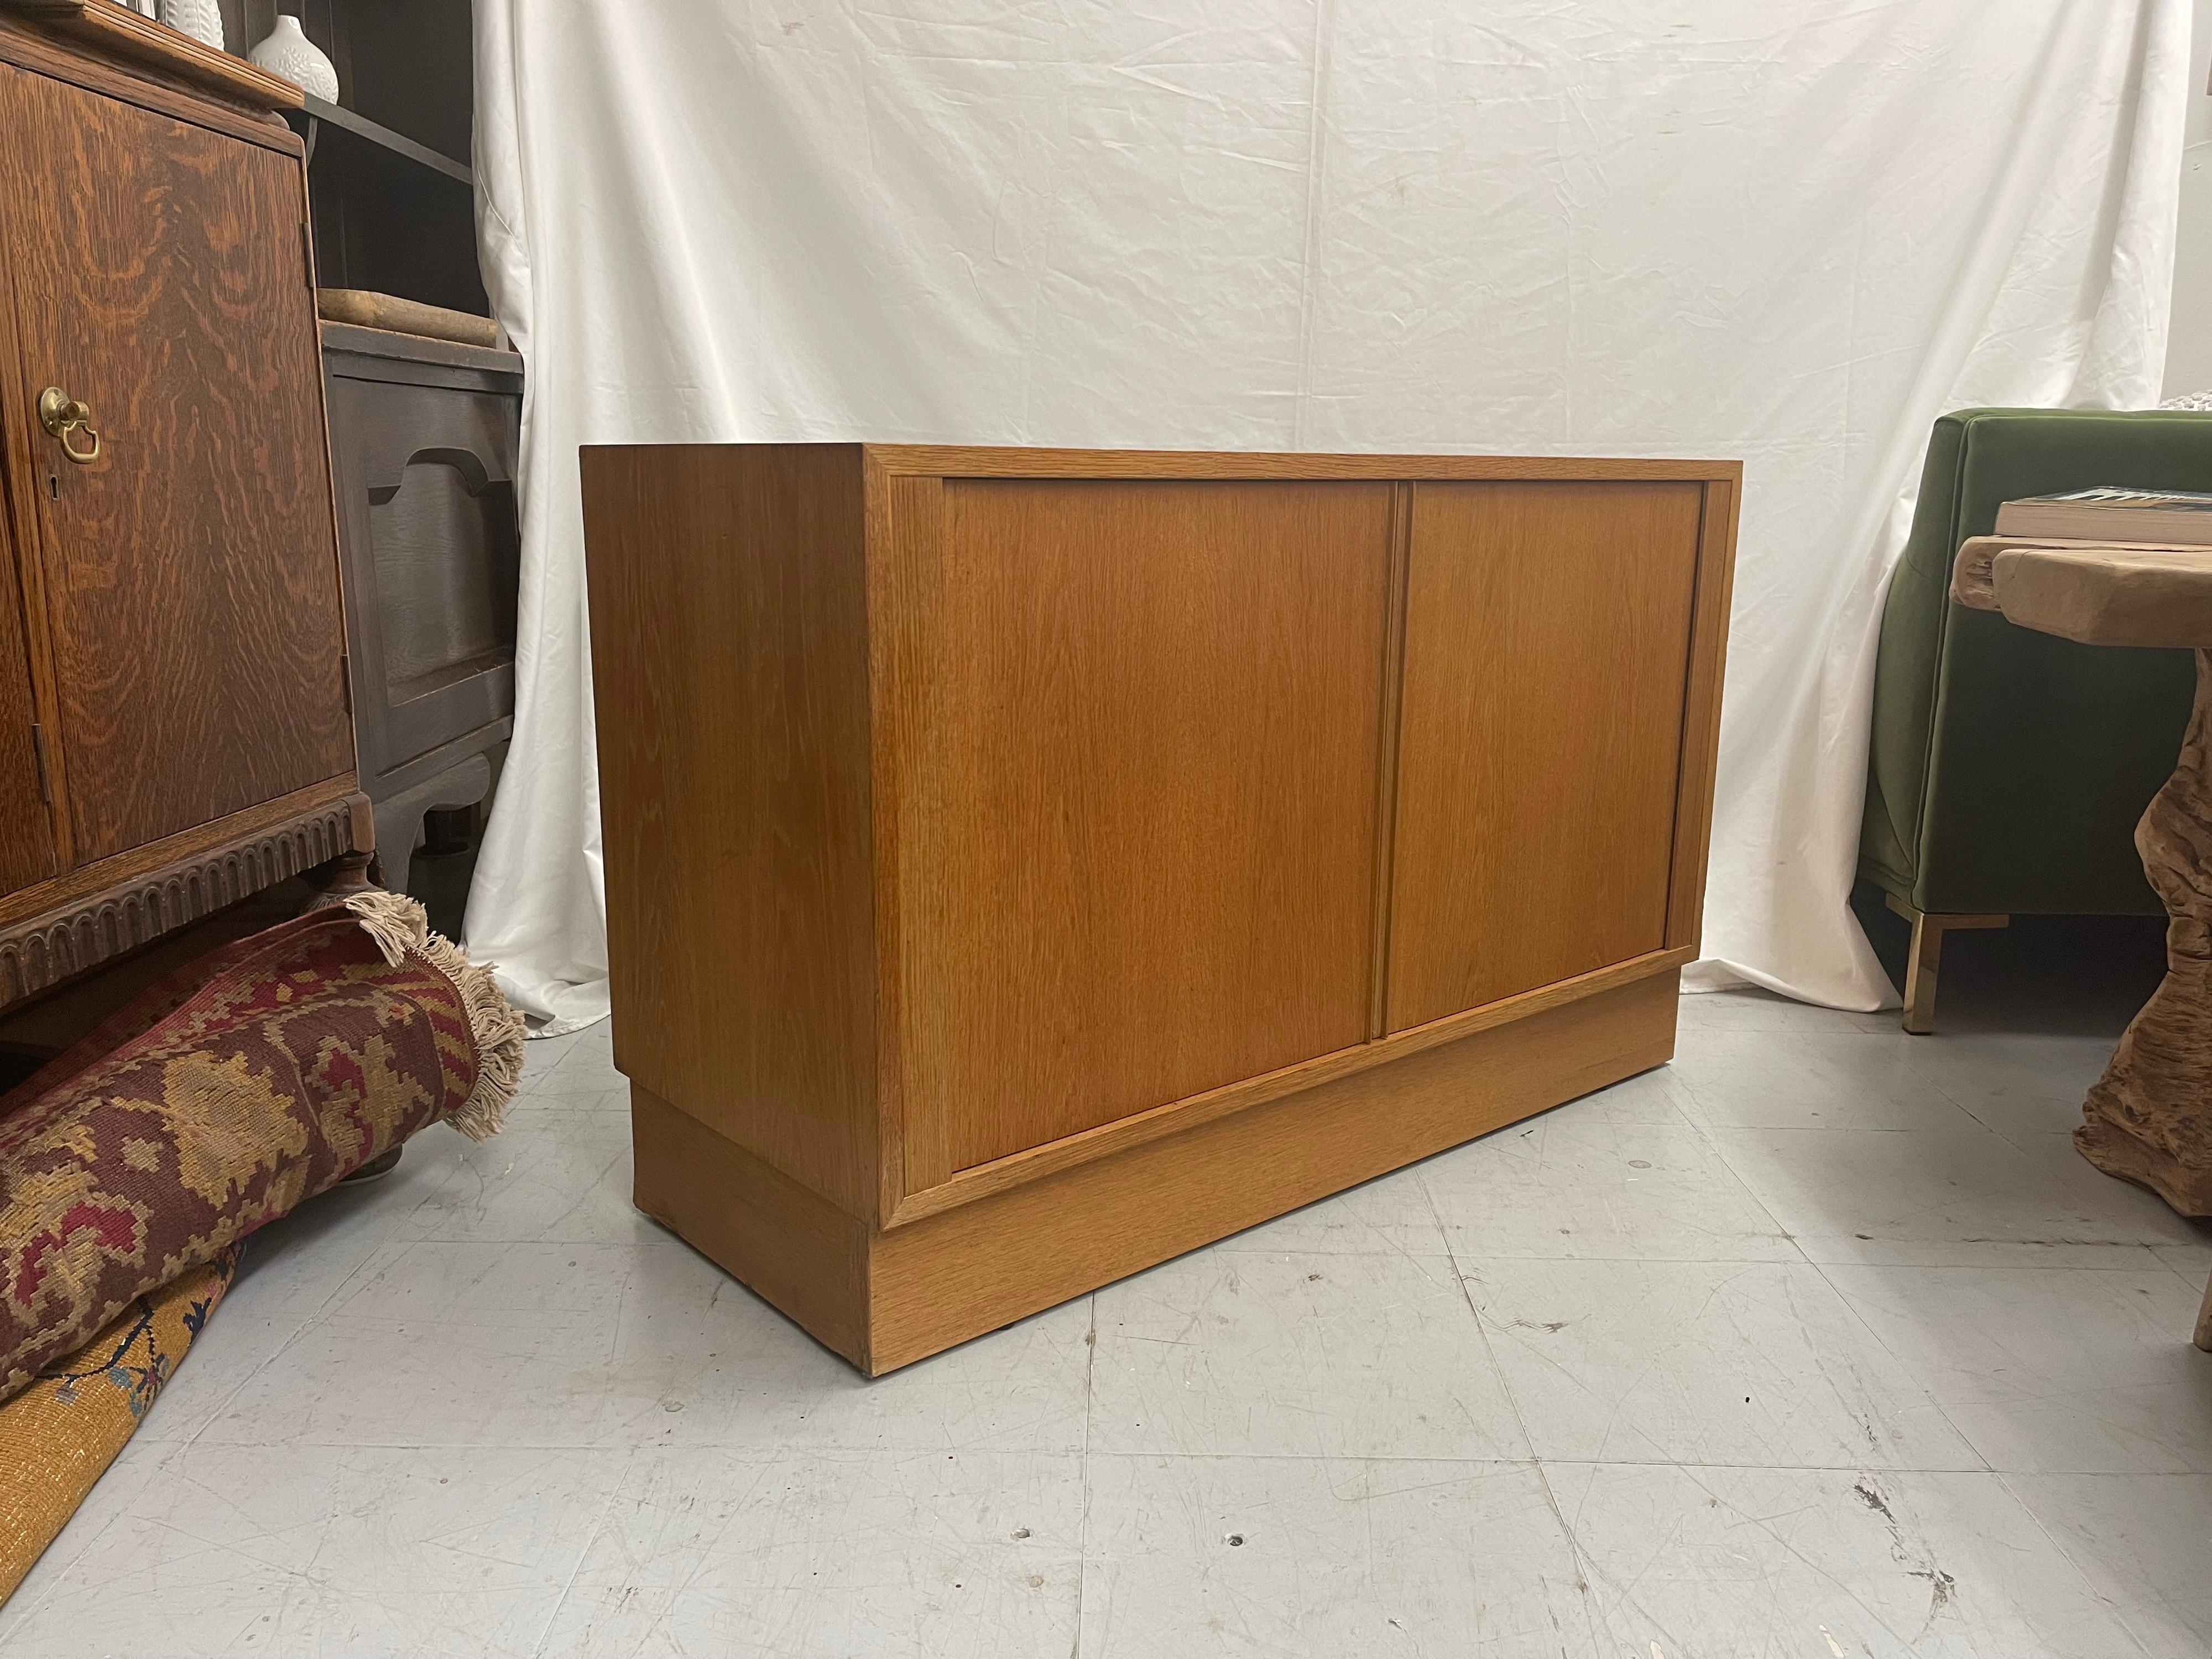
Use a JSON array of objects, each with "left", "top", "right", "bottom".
[{"left": 3, "top": 916, "right": 2210, "bottom": 1657}]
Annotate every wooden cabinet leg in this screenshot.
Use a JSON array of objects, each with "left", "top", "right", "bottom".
[
  {"left": 1883, "top": 894, "right": 2006, "bottom": 1035},
  {"left": 2196, "top": 1268, "right": 2211, "bottom": 1353},
  {"left": 301, "top": 848, "right": 376, "bottom": 911},
  {"left": 366, "top": 753, "right": 499, "bottom": 896},
  {"left": 1902, "top": 909, "right": 1942, "bottom": 1036},
  {"left": 370, "top": 801, "right": 429, "bottom": 893}
]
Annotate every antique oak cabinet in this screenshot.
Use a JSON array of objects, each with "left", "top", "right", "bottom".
[
  {"left": 0, "top": 7, "right": 369, "bottom": 1007},
  {"left": 583, "top": 445, "right": 1740, "bottom": 1373}
]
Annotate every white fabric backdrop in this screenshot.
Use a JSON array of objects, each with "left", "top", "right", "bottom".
[{"left": 469, "top": 0, "right": 2190, "bottom": 1032}]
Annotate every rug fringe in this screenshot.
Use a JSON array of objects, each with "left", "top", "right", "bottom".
[
  {"left": 341, "top": 889, "right": 520, "bottom": 1139},
  {"left": 416, "top": 933, "right": 525, "bottom": 1141},
  {"left": 342, "top": 889, "right": 430, "bottom": 967}
]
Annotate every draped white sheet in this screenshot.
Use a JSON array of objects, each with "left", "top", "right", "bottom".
[{"left": 469, "top": 0, "right": 2190, "bottom": 1031}]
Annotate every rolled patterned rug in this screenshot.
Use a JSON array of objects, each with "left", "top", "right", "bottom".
[
  {"left": 0, "top": 1248, "right": 240, "bottom": 1605},
  {"left": 0, "top": 891, "right": 521, "bottom": 1606},
  {"left": 0, "top": 890, "right": 522, "bottom": 1402}
]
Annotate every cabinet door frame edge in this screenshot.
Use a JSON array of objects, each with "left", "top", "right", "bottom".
[
  {"left": 0, "top": 61, "right": 72, "bottom": 872},
  {"left": 1663, "top": 473, "right": 1742, "bottom": 954}
]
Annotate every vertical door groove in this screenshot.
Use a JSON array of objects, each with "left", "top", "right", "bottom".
[{"left": 1366, "top": 480, "right": 1413, "bottom": 1041}]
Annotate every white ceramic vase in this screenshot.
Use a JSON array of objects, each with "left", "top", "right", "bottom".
[
  {"left": 248, "top": 14, "right": 338, "bottom": 102},
  {"left": 155, "top": 0, "right": 223, "bottom": 49}
]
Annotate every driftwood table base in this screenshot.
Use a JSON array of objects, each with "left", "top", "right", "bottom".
[
  {"left": 2078, "top": 650, "right": 2212, "bottom": 1215},
  {"left": 1952, "top": 541, "right": 2212, "bottom": 1222}
]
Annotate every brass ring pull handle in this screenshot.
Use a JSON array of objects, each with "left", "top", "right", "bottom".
[{"left": 36, "top": 387, "right": 100, "bottom": 465}]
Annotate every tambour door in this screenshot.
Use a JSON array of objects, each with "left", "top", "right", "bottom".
[
  {"left": 0, "top": 66, "right": 352, "bottom": 865},
  {"left": 891, "top": 478, "right": 1392, "bottom": 1180},
  {"left": 1386, "top": 480, "right": 1704, "bottom": 1029}
]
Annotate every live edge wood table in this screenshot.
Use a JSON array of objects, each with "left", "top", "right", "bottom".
[
  {"left": 1954, "top": 541, "right": 2212, "bottom": 1215},
  {"left": 582, "top": 446, "right": 1741, "bottom": 1374},
  {"left": 1952, "top": 540, "right": 2212, "bottom": 1349},
  {"left": 1955, "top": 546, "right": 2212, "bottom": 1354}
]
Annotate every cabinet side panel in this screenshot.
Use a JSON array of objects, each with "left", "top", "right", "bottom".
[
  {"left": 582, "top": 444, "right": 876, "bottom": 1217},
  {"left": 1389, "top": 480, "right": 1703, "bottom": 1027}
]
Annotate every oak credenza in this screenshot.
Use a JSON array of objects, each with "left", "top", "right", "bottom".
[{"left": 581, "top": 445, "right": 1740, "bottom": 1373}]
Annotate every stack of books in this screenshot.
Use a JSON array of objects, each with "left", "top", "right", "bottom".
[{"left": 1952, "top": 487, "right": 2212, "bottom": 607}]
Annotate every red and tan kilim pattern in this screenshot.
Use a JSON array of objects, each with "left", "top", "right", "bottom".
[{"left": 0, "top": 907, "right": 480, "bottom": 1401}]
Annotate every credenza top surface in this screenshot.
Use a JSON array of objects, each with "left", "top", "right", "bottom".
[{"left": 579, "top": 441, "right": 1740, "bottom": 484}]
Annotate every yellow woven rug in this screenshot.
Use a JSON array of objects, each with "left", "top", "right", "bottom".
[{"left": 0, "top": 1248, "right": 237, "bottom": 1606}]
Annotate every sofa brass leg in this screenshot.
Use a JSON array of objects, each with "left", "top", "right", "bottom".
[{"left": 1882, "top": 895, "right": 2007, "bottom": 1035}]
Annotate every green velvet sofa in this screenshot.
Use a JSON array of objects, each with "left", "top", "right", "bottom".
[{"left": 1860, "top": 408, "right": 2206, "bottom": 1031}]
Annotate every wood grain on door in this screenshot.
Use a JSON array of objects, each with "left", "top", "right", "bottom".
[
  {"left": 894, "top": 478, "right": 1392, "bottom": 1174},
  {"left": 0, "top": 544, "right": 51, "bottom": 890},
  {"left": 1386, "top": 479, "right": 1704, "bottom": 1028},
  {"left": 0, "top": 63, "right": 351, "bottom": 864}
]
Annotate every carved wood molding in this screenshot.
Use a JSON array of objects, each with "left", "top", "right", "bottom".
[{"left": 0, "top": 792, "right": 362, "bottom": 1006}]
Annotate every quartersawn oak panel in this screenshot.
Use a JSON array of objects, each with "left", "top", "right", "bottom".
[
  {"left": 1387, "top": 479, "right": 1704, "bottom": 1028},
  {"left": 898, "top": 478, "right": 1391, "bottom": 1176},
  {"left": 0, "top": 509, "right": 50, "bottom": 891},
  {"left": 0, "top": 64, "right": 352, "bottom": 864},
  {"left": 581, "top": 444, "right": 879, "bottom": 1219}
]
